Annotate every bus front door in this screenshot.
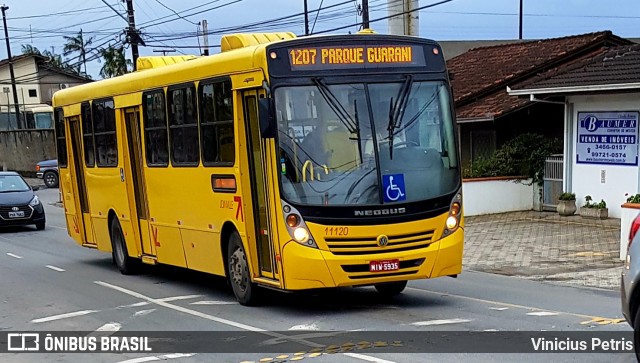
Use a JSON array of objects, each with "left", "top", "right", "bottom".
[
  {"left": 122, "top": 107, "right": 154, "bottom": 258},
  {"left": 242, "top": 90, "right": 281, "bottom": 284},
  {"left": 68, "top": 117, "right": 94, "bottom": 244}
]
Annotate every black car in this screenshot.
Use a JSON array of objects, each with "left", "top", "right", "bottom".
[{"left": 0, "top": 172, "right": 45, "bottom": 230}]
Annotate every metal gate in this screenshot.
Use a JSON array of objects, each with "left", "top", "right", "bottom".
[{"left": 543, "top": 154, "right": 563, "bottom": 210}]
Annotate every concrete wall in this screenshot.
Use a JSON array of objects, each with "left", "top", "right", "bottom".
[
  {"left": 0, "top": 130, "right": 56, "bottom": 175},
  {"left": 462, "top": 177, "right": 534, "bottom": 216},
  {"left": 566, "top": 93, "right": 640, "bottom": 219}
]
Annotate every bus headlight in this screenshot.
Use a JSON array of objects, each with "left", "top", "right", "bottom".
[
  {"left": 446, "top": 215, "right": 458, "bottom": 229},
  {"left": 282, "top": 201, "right": 318, "bottom": 248},
  {"left": 442, "top": 192, "right": 462, "bottom": 237},
  {"left": 293, "top": 227, "right": 309, "bottom": 243}
]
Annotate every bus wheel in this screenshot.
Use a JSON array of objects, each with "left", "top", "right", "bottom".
[
  {"left": 374, "top": 281, "right": 407, "bottom": 297},
  {"left": 110, "top": 218, "right": 137, "bottom": 275},
  {"left": 227, "top": 232, "right": 260, "bottom": 305}
]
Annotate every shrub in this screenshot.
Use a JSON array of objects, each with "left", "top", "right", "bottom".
[
  {"left": 583, "top": 195, "right": 606, "bottom": 209},
  {"left": 463, "top": 133, "right": 562, "bottom": 185},
  {"left": 626, "top": 193, "right": 640, "bottom": 204},
  {"left": 558, "top": 192, "right": 575, "bottom": 201}
]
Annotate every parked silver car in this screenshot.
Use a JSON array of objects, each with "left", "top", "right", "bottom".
[
  {"left": 36, "top": 159, "right": 58, "bottom": 188},
  {"left": 621, "top": 211, "right": 640, "bottom": 360}
]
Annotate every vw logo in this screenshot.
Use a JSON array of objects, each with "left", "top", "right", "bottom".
[
  {"left": 377, "top": 235, "right": 389, "bottom": 247},
  {"left": 11, "top": 207, "right": 19, "bottom": 211}
]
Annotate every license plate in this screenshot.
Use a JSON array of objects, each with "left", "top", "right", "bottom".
[
  {"left": 8, "top": 211, "right": 25, "bottom": 218},
  {"left": 369, "top": 259, "right": 400, "bottom": 272}
]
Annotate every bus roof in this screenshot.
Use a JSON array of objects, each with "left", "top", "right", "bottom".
[
  {"left": 52, "top": 30, "right": 439, "bottom": 108},
  {"left": 52, "top": 32, "right": 299, "bottom": 107}
]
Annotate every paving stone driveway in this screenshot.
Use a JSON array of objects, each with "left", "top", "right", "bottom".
[{"left": 463, "top": 211, "right": 623, "bottom": 289}]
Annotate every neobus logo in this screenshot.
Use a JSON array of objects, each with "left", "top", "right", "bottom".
[{"left": 354, "top": 208, "right": 406, "bottom": 216}]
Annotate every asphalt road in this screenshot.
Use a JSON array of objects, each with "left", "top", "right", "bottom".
[{"left": 0, "top": 188, "right": 635, "bottom": 363}]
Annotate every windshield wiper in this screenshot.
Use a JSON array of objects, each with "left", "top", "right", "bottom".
[
  {"left": 312, "top": 78, "right": 359, "bottom": 134},
  {"left": 387, "top": 75, "right": 413, "bottom": 159}
]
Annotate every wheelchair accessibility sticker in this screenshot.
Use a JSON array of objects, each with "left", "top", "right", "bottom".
[{"left": 382, "top": 174, "right": 406, "bottom": 202}]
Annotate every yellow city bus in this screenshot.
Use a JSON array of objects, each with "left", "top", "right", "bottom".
[{"left": 52, "top": 31, "right": 464, "bottom": 305}]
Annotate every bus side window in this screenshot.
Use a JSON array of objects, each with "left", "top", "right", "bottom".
[
  {"left": 143, "top": 91, "right": 169, "bottom": 166},
  {"left": 199, "top": 79, "right": 234, "bottom": 166}
]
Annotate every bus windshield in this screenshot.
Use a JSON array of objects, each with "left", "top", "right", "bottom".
[{"left": 275, "top": 80, "right": 459, "bottom": 206}]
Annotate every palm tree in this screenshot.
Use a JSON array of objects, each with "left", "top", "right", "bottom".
[
  {"left": 99, "top": 45, "right": 132, "bottom": 78},
  {"left": 62, "top": 29, "right": 93, "bottom": 75}
]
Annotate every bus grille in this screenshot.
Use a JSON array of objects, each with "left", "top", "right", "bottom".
[
  {"left": 0, "top": 205, "right": 33, "bottom": 220},
  {"left": 325, "top": 229, "right": 436, "bottom": 255}
]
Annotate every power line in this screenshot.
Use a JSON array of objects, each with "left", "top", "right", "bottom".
[
  {"left": 8, "top": 4, "right": 115, "bottom": 20},
  {"left": 153, "top": 0, "right": 198, "bottom": 25},
  {"left": 313, "top": 0, "right": 456, "bottom": 34}
]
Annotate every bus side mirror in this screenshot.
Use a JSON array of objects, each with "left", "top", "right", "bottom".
[{"left": 258, "top": 98, "right": 276, "bottom": 138}]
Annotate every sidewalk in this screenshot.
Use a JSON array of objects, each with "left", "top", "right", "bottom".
[{"left": 463, "top": 211, "right": 623, "bottom": 290}]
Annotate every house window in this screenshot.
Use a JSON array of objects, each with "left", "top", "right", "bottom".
[
  {"left": 199, "top": 79, "right": 234, "bottom": 165},
  {"left": 28, "top": 89, "right": 37, "bottom": 98},
  {"left": 168, "top": 85, "right": 199, "bottom": 166},
  {"left": 92, "top": 99, "right": 118, "bottom": 167}
]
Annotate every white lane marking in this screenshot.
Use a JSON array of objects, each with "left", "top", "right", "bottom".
[
  {"left": 527, "top": 311, "right": 560, "bottom": 316},
  {"left": 162, "top": 354, "right": 196, "bottom": 359},
  {"left": 288, "top": 323, "right": 319, "bottom": 330},
  {"left": 96, "top": 281, "right": 387, "bottom": 363},
  {"left": 46, "top": 265, "right": 65, "bottom": 272},
  {"left": 95, "top": 322, "right": 122, "bottom": 332},
  {"left": 406, "top": 287, "right": 598, "bottom": 320},
  {"left": 7, "top": 253, "right": 22, "bottom": 259},
  {"left": 489, "top": 307, "right": 509, "bottom": 311},
  {"left": 32, "top": 310, "right": 98, "bottom": 323},
  {"left": 412, "top": 318, "right": 472, "bottom": 326},
  {"left": 50, "top": 225, "right": 67, "bottom": 230},
  {"left": 189, "top": 300, "right": 236, "bottom": 305},
  {"left": 117, "top": 294, "right": 202, "bottom": 309},
  {"left": 95, "top": 281, "right": 323, "bottom": 345},
  {"left": 88, "top": 322, "right": 122, "bottom": 337},
  {"left": 134, "top": 309, "right": 156, "bottom": 317},
  {"left": 97, "top": 281, "right": 293, "bottom": 334},
  {"left": 484, "top": 329, "right": 499, "bottom": 332},
  {"left": 116, "top": 353, "right": 196, "bottom": 363},
  {"left": 344, "top": 353, "right": 397, "bottom": 363},
  {"left": 115, "top": 357, "right": 159, "bottom": 363}
]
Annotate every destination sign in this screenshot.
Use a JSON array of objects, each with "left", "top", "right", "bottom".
[{"left": 287, "top": 45, "right": 426, "bottom": 70}]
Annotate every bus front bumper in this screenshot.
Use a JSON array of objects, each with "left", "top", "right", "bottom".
[{"left": 280, "top": 227, "right": 463, "bottom": 290}]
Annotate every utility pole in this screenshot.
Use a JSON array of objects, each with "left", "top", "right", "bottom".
[
  {"left": 125, "top": 0, "right": 140, "bottom": 70},
  {"left": 202, "top": 20, "right": 209, "bottom": 55},
  {"left": 519, "top": 0, "right": 523, "bottom": 40},
  {"left": 304, "top": 0, "right": 309, "bottom": 35},
  {"left": 1, "top": 5, "right": 21, "bottom": 129},
  {"left": 362, "top": 0, "right": 369, "bottom": 29},
  {"left": 80, "top": 28, "right": 87, "bottom": 75}
]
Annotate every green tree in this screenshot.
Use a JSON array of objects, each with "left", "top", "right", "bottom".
[
  {"left": 21, "top": 44, "right": 41, "bottom": 55},
  {"left": 99, "top": 45, "right": 131, "bottom": 78},
  {"left": 62, "top": 29, "right": 93, "bottom": 75}
]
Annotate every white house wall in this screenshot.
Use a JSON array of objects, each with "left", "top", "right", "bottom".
[
  {"left": 568, "top": 93, "right": 640, "bottom": 218},
  {"left": 0, "top": 57, "right": 42, "bottom": 110}
]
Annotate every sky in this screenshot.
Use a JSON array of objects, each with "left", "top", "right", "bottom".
[{"left": 1, "top": 0, "right": 639, "bottom": 79}]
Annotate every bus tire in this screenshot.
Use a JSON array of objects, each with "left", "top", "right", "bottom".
[
  {"left": 110, "top": 218, "right": 138, "bottom": 275},
  {"left": 374, "top": 281, "right": 407, "bottom": 297},
  {"left": 227, "top": 232, "right": 260, "bottom": 306}
]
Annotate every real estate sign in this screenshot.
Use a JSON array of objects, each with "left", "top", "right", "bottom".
[{"left": 576, "top": 111, "right": 639, "bottom": 166}]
